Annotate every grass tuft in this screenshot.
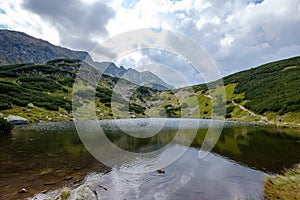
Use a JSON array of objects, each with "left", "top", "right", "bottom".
[
  {"left": 60, "top": 187, "right": 71, "bottom": 200},
  {"left": 264, "top": 164, "right": 300, "bottom": 200}
]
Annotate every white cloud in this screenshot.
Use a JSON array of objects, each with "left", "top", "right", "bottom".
[
  {"left": 21, "top": 0, "right": 115, "bottom": 51},
  {"left": 0, "top": 0, "right": 60, "bottom": 45},
  {"left": 114, "top": 48, "right": 205, "bottom": 87},
  {"left": 0, "top": 0, "right": 300, "bottom": 86},
  {"left": 220, "top": 35, "right": 234, "bottom": 47}
]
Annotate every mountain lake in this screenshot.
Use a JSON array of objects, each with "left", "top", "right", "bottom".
[{"left": 0, "top": 118, "right": 299, "bottom": 200}]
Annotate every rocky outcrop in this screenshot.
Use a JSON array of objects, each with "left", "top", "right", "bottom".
[
  {"left": 94, "top": 62, "right": 174, "bottom": 90},
  {"left": 7, "top": 115, "right": 30, "bottom": 125},
  {"left": 0, "top": 30, "right": 91, "bottom": 65}
]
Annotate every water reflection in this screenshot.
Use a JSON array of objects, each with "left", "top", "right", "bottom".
[
  {"left": 79, "top": 147, "right": 266, "bottom": 200},
  {"left": 95, "top": 120, "right": 300, "bottom": 173},
  {"left": 0, "top": 128, "right": 109, "bottom": 200},
  {"left": 0, "top": 119, "right": 299, "bottom": 200},
  {"left": 211, "top": 127, "right": 300, "bottom": 173}
]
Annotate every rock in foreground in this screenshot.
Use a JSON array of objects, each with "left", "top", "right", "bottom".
[{"left": 69, "top": 183, "right": 97, "bottom": 200}]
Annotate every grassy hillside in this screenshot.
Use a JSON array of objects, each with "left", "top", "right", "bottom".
[
  {"left": 224, "top": 56, "right": 300, "bottom": 126},
  {"left": 223, "top": 56, "right": 300, "bottom": 115},
  {"left": 0, "top": 56, "right": 299, "bottom": 127},
  {"left": 187, "top": 56, "right": 300, "bottom": 127},
  {"left": 0, "top": 59, "right": 157, "bottom": 122}
]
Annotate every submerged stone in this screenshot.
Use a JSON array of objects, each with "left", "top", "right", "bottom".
[
  {"left": 156, "top": 169, "right": 165, "bottom": 174},
  {"left": 19, "top": 188, "right": 28, "bottom": 193}
]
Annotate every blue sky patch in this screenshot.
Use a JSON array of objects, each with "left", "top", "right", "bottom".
[
  {"left": 248, "top": 0, "right": 264, "bottom": 4},
  {"left": 0, "top": 8, "right": 6, "bottom": 15},
  {"left": 122, "top": 0, "right": 139, "bottom": 9},
  {"left": 169, "top": 0, "right": 182, "bottom": 3},
  {"left": 9, "top": 3, "right": 14, "bottom": 10},
  {"left": 0, "top": 24, "right": 9, "bottom": 29}
]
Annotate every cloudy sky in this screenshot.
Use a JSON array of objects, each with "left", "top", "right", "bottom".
[{"left": 0, "top": 0, "right": 300, "bottom": 87}]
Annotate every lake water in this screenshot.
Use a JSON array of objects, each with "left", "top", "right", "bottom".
[{"left": 0, "top": 119, "right": 299, "bottom": 200}]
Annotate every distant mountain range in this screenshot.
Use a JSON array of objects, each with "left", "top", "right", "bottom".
[
  {"left": 0, "top": 29, "right": 299, "bottom": 127},
  {"left": 94, "top": 62, "right": 174, "bottom": 90},
  {"left": 0, "top": 29, "right": 173, "bottom": 90}
]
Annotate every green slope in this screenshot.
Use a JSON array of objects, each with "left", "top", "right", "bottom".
[
  {"left": 186, "top": 56, "right": 300, "bottom": 127},
  {"left": 0, "top": 59, "right": 153, "bottom": 122},
  {"left": 223, "top": 56, "right": 300, "bottom": 115},
  {"left": 0, "top": 56, "right": 299, "bottom": 127}
]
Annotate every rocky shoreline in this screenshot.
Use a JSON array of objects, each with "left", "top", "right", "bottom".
[{"left": 27, "top": 182, "right": 99, "bottom": 200}]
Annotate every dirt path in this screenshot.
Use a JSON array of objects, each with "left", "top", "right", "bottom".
[
  {"left": 200, "top": 94, "right": 269, "bottom": 122},
  {"left": 231, "top": 100, "right": 256, "bottom": 116},
  {"left": 230, "top": 100, "right": 271, "bottom": 123}
]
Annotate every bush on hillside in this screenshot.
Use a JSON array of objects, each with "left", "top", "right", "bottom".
[{"left": 0, "top": 118, "right": 14, "bottom": 134}]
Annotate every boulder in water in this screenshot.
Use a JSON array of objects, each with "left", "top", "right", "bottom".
[
  {"left": 69, "top": 183, "right": 97, "bottom": 200},
  {"left": 156, "top": 169, "right": 165, "bottom": 174}
]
